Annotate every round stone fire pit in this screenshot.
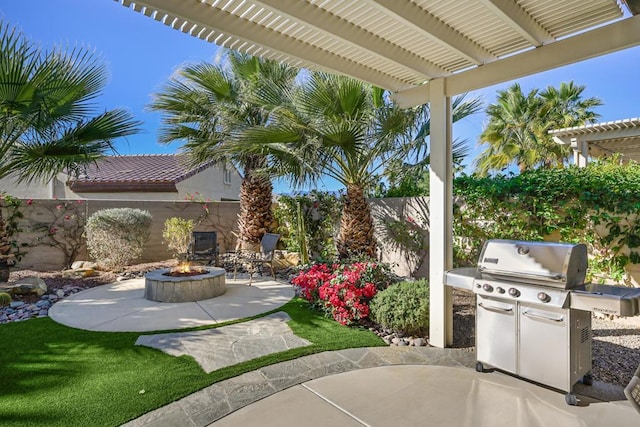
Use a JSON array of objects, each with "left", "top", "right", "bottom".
[{"left": 144, "top": 267, "right": 226, "bottom": 303}]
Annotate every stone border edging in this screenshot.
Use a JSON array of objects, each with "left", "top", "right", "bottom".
[{"left": 122, "top": 347, "right": 476, "bottom": 427}]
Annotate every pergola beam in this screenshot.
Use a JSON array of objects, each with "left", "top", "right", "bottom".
[
  {"left": 478, "top": 0, "right": 554, "bottom": 46},
  {"left": 125, "top": 0, "right": 411, "bottom": 92},
  {"left": 365, "top": 0, "right": 497, "bottom": 65},
  {"left": 254, "top": 0, "right": 445, "bottom": 79},
  {"left": 394, "top": 14, "right": 640, "bottom": 107},
  {"left": 626, "top": 0, "right": 640, "bottom": 15}
]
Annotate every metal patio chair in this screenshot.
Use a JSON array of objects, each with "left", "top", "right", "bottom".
[
  {"left": 233, "top": 233, "right": 280, "bottom": 285},
  {"left": 625, "top": 362, "right": 640, "bottom": 415},
  {"left": 186, "top": 231, "right": 218, "bottom": 266}
]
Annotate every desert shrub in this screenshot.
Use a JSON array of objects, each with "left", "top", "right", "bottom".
[
  {"left": 370, "top": 279, "right": 429, "bottom": 336},
  {"left": 162, "top": 217, "right": 194, "bottom": 257},
  {"left": 85, "top": 208, "right": 153, "bottom": 270},
  {"left": 0, "top": 292, "right": 11, "bottom": 306},
  {"left": 291, "top": 261, "right": 397, "bottom": 325}
]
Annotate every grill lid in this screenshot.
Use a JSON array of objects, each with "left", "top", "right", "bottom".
[{"left": 478, "top": 240, "right": 587, "bottom": 289}]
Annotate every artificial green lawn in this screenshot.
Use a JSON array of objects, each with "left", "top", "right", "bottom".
[{"left": 0, "top": 298, "right": 384, "bottom": 427}]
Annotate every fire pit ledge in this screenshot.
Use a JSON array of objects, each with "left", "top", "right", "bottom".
[{"left": 144, "top": 267, "right": 226, "bottom": 303}]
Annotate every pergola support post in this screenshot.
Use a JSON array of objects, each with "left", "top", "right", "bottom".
[
  {"left": 428, "top": 78, "right": 454, "bottom": 348},
  {"left": 571, "top": 137, "right": 589, "bottom": 167}
]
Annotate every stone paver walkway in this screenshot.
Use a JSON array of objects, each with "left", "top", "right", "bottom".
[
  {"left": 122, "top": 347, "right": 477, "bottom": 426},
  {"left": 135, "top": 312, "right": 311, "bottom": 373}
]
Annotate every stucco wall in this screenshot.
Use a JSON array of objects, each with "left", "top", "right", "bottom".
[
  {"left": 370, "top": 197, "right": 430, "bottom": 279},
  {"left": 8, "top": 195, "right": 428, "bottom": 277},
  {"left": 0, "top": 174, "right": 65, "bottom": 199},
  {"left": 11, "top": 199, "right": 240, "bottom": 271},
  {"left": 177, "top": 165, "right": 241, "bottom": 201}
]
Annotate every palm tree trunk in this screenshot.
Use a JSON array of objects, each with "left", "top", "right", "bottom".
[
  {"left": 237, "top": 172, "right": 274, "bottom": 247},
  {"left": 338, "top": 184, "right": 376, "bottom": 259}
]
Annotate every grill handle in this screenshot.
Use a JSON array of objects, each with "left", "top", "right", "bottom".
[
  {"left": 479, "top": 268, "right": 563, "bottom": 282},
  {"left": 478, "top": 302, "right": 513, "bottom": 313},
  {"left": 522, "top": 310, "right": 564, "bottom": 323}
]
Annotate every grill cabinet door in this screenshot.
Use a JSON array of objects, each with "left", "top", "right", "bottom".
[
  {"left": 476, "top": 296, "right": 517, "bottom": 373},
  {"left": 518, "top": 303, "right": 569, "bottom": 391}
]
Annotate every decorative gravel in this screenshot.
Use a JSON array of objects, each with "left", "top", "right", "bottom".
[{"left": 451, "top": 288, "right": 640, "bottom": 388}]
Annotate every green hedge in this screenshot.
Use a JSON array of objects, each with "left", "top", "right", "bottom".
[{"left": 453, "top": 161, "right": 640, "bottom": 284}]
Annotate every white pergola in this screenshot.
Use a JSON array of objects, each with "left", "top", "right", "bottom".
[
  {"left": 552, "top": 118, "right": 640, "bottom": 166},
  {"left": 116, "top": 0, "right": 640, "bottom": 348}
]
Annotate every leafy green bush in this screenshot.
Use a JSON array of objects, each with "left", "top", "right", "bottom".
[
  {"left": 453, "top": 161, "right": 640, "bottom": 284},
  {"left": 0, "top": 292, "right": 11, "bottom": 306},
  {"left": 370, "top": 279, "right": 429, "bottom": 336},
  {"left": 86, "top": 208, "right": 153, "bottom": 270},
  {"left": 162, "top": 217, "right": 194, "bottom": 257}
]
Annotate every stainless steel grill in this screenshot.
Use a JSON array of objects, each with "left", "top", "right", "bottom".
[{"left": 445, "top": 239, "right": 640, "bottom": 406}]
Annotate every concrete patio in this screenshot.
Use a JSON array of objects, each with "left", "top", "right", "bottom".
[{"left": 49, "top": 276, "right": 294, "bottom": 332}]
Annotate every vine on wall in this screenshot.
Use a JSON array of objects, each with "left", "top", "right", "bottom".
[
  {"left": 453, "top": 161, "right": 640, "bottom": 285},
  {"left": 25, "top": 199, "right": 88, "bottom": 269}
]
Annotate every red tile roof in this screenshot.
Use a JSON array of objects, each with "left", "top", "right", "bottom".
[{"left": 68, "top": 155, "right": 215, "bottom": 193}]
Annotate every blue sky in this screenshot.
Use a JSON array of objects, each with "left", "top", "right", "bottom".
[{"left": 2, "top": 0, "right": 640, "bottom": 191}]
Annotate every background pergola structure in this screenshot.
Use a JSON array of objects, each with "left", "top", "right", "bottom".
[
  {"left": 116, "top": 0, "right": 640, "bottom": 348},
  {"left": 551, "top": 118, "right": 640, "bottom": 166}
]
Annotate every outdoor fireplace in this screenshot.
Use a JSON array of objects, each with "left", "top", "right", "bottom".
[{"left": 144, "top": 263, "right": 226, "bottom": 303}]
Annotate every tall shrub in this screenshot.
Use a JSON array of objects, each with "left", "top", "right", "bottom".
[
  {"left": 86, "top": 208, "right": 153, "bottom": 270},
  {"left": 162, "top": 217, "right": 194, "bottom": 258},
  {"left": 273, "top": 191, "right": 341, "bottom": 261}
]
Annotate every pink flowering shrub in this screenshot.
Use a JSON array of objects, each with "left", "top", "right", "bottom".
[
  {"left": 291, "top": 262, "right": 395, "bottom": 325},
  {"left": 291, "top": 263, "right": 334, "bottom": 306}
]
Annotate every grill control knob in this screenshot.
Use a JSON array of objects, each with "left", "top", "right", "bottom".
[
  {"left": 508, "top": 288, "right": 520, "bottom": 298},
  {"left": 482, "top": 284, "right": 494, "bottom": 292},
  {"left": 496, "top": 287, "right": 505, "bottom": 294},
  {"left": 537, "top": 292, "right": 551, "bottom": 303}
]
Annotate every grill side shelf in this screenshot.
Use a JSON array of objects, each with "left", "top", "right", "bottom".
[
  {"left": 444, "top": 267, "right": 477, "bottom": 291},
  {"left": 570, "top": 284, "right": 640, "bottom": 317}
]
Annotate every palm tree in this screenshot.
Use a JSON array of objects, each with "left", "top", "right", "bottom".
[
  {"left": 0, "top": 22, "right": 141, "bottom": 280},
  {"left": 149, "top": 51, "right": 299, "bottom": 246},
  {"left": 539, "top": 81, "right": 602, "bottom": 129},
  {"left": 475, "top": 82, "right": 601, "bottom": 175},
  {"left": 379, "top": 94, "right": 482, "bottom": 197},
  {"left": 241, "top": 72, "right": 481, "bottom": 258}
]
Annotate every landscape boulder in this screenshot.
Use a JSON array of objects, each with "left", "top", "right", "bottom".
[
  {"left": 62, "top": 268, "right": 96, "bottom": 278},
  {"left": 71, "top": 261, "right": 98, "bottom": 270},
  {"left": 0, "top": 277, "right": 47, "bottom": 296}
]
